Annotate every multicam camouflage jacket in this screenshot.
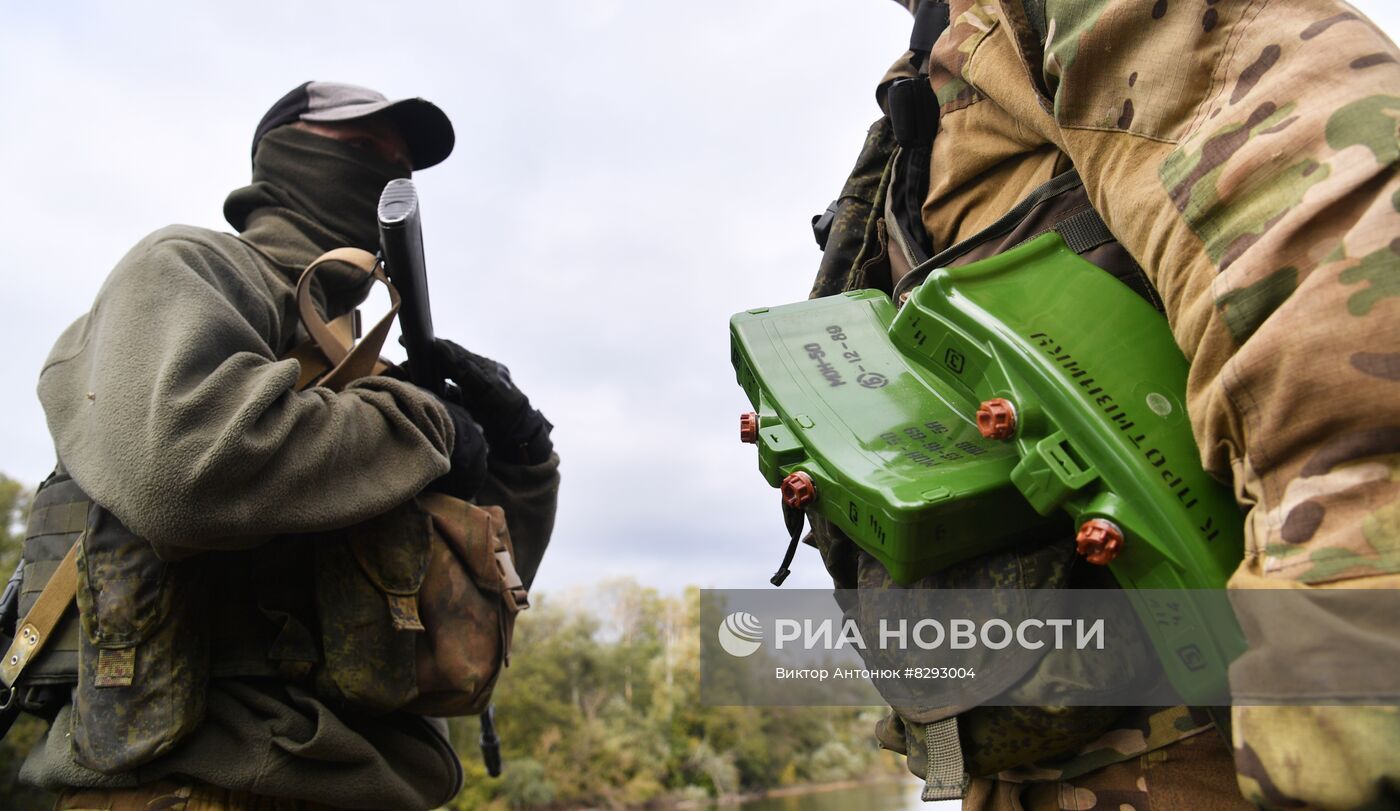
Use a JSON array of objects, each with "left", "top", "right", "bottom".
[{"left": 810, "top": 1, "right": 1400, "bottom": 807}]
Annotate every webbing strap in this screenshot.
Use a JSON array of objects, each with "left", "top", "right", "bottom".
[
  {"left": 909, "top": 1, "right": 950, "bottom": 69},
  {"left": 23, "top": 500, "right": 90, "bottom": 538},
  {"left": 921, "top": 716, "right": 969, "bottom": 801},
  {"left": 1057, "top": 206, "right": 1115, "bottom": 255},
  {"left": 888, "top": 78, "right": 939, "bottom": 151},
  {"left": 895, "top": 0, "right": 949, "bottom": 143},
  {"left": 294, "top": 248, "right": 401, "bottom": 392},
  {"left": 889, "top": 1, "right": 951, "bottom": 266},
  {"left": 1, "top": 539, "right": 79, "bottom": 690},
  {"left": 493, "top": 531, "right": 529, "bottom": 614}
]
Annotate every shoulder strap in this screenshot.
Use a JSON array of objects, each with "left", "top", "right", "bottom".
[
  {"left": 886, "top": 1, "right": 951, "bottom": 264},
  {"left": 292, "top": 248, "right": 402, "bottom": 392},
  {"left": 0, "top": 539, "right": 80, "bottom": 694},
  {"left": 891, "top": 169, "right": 1165, "bottom": 312},
  {"left": 908, "top": 0, "right": 950, "bottom": 71}
]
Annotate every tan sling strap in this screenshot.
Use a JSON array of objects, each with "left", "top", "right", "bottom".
[
  {"left": 286, "top": 311, "right": 359, "bottom": 390},
  {"left": 0, "top": 539, "right": 80, "bottom": 694},
  {"left": 292, "top": 247, "right": 402, "bottom": 392}
]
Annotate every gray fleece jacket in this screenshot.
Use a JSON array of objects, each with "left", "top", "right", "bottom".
[
  {"left": 38, "top": 217, "right": 455, "bottom": 551},
  {"left": 26, "top": 192, "right": 561, "bottom": 807}
]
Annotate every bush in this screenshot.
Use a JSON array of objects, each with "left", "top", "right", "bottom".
[
  {"left": 498, "top": 757, "right": 557, "bottom": 809},
  {"left": 806, "top": 740, "right": 864, "bottom": 783}
]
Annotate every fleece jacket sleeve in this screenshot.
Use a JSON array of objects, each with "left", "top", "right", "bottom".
[
  {"left": 474, "top": 451, "right": 560, "bottom": 589},
  {"left": 37, "top": 227, "right": 454, "bottom": 549}
]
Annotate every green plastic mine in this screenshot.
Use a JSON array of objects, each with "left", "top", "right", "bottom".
[
  {"left": 731, "top": 232, "right": 1246, "bottom": 702},
  {"left": 732, "top": 288, "right": 1055, "bottom": 580}
]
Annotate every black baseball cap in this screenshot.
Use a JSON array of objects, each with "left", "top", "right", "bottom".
[{"left": 252, "top": 81, "right": 455, "bottom": 170}]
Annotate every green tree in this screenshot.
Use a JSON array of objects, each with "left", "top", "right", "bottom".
[
  {"left": 0, "top": 488, "right": 908, "bottom": 810},
  {"left": 468, "top": 578, "right": 905, "bottom": 808},
  {"left": 0, "top": 475, "right": 31, "bottom": 573}
]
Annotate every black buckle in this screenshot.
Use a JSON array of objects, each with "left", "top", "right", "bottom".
[
  {"left": 811, "top": 199, "right": 839, "bottom": 250},
  {"left": 0, "top": 686, "right": 21, "bottom": 741},
  {"left": 888, "top": 77, "right": 939, "bottom": 150},
  {"left": 910, "top": 1, "right": 950, "bottom": 56}
]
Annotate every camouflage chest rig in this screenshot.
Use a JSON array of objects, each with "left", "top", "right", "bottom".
[
  {"left": 0, "top": 248, "right": 527, "bottom": 775},
  {"left": 803, "top": 0, "right": 1203, "bottom": 801}
]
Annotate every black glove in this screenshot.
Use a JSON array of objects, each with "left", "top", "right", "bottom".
[
  {"left": 425, "top": 390, "right": 490, "bottom": 501},
  {"left": 432, "top": 339, "right": 553, "bottom": 465}
]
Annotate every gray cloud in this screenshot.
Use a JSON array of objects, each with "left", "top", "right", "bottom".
[
  {"left": 0, "top": 1, "right": 909, "bottom": 596},
  {"left": 3, "top": 1, "right": 1395, "bottom": 599}
]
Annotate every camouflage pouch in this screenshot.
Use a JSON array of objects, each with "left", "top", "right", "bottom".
[
  {"left": 314, "top": 493, "right": 526, "bottom": 716},
  {"left": 71, "top": 504, "right": 208, "bottom": 773},
  {"left": 827, "top": 518, "right": 1136, "bottom": 777},
  {"left": 314, "top": 499, "right": 430, "bottom": 710},
  {"left": 295, "top": 248, "right": 529, "bottom": 717},
  {"left": 408, "top": 492, "right": 527, "bottom": 716}
]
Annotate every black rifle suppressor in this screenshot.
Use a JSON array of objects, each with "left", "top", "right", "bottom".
[
  {"left": 376, "top": 179, "right": 503, "bottom": 777},
  {"left": 377, "top": 178, "right": 444, "bottom": 397}
]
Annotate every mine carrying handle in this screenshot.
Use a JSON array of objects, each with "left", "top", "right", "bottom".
[{"left": 378, "top": 178, "right": 444, "bottom": 397}]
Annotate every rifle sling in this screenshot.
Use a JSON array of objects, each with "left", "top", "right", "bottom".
[
  {"left": 1, "top": 539, "right": 80, "bottom": 690},
  {"left": 293, "top": 247, "right": 401, "bottom": 391}
]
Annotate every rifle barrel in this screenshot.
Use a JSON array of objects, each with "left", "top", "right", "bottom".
[{"left": 377, "top": 179, "right": 443, "bottom": 395}]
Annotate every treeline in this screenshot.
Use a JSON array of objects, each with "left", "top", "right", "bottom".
[
  {"left": 449, "top": 582, "right": 901, "bottom": 809},
  {"left": 0, "top": 475, "right": 901, "bottom": 809}
]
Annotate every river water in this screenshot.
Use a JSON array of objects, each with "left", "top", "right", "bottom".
[{"left": 722, "top": 779, "right": 958, "bottom": 811}]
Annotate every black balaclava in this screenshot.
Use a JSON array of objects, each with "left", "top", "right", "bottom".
[{"left": 223, "top": 125, "right": 410, "bottom": 253}]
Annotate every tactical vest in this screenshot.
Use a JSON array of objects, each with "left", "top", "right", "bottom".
[
  {"left": 12, "top": 468, "right": 483, "bottom": 772},
  {"left": 803, "top": 1, "right": 1178, "bottom": 800},
  {"left": 14, "top": 467, "right": 272, "bottom": 769}
]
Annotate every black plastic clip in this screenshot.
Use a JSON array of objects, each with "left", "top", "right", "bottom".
[
  {"left": 770, "top": 503, "right": 807, "bottom": 586},
  {"left": 480, "top": 705, "right": 502, "bottom": 777},
  {"left": 811, "top": 199, "right": 839, "bottom": 250}
]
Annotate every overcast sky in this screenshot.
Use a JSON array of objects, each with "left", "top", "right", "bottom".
[{"left": 2, "top": 2, "right": 1396, "bottom": 597}]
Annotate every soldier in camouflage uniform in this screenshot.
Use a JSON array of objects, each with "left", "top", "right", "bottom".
[{"left": 809, "top": 1, "right": 1400, "bottom": 808}]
